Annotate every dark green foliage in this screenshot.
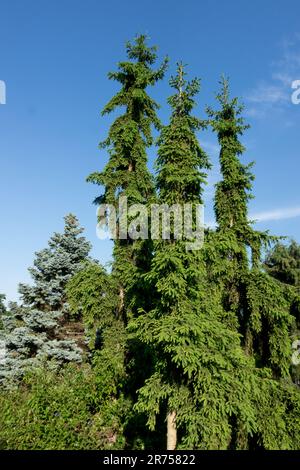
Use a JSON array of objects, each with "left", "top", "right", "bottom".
[
  {"left": 244, "top": 270, "right": 293, "bottom": 376},
  {"left": 87, "top": 35, "right": 167, "bottom": 322},
  {"left": 254, "top": 376, "right": 300, "bottom": 449},
  {"left": 206, "top": 78, "right": 289, "bottom": 366},
  {"left": 0, "top": 363, "right": 126, "bottom": 450},
  {"left": 128, "top": 66, "right": 260, "bottom": 449},
  {"left": 205, "top": 77, "right": 300, "bottom": 448},
  {"left": 87, "top": 34, "right": 167, "bottom": 207},
  {"left": 66, "top": 263, "right": 129, "bottom": 444},
  {"left": 67, "top": 263, "right": 125, "bottom": 395},
  {"left": 265, "top": 240, "right": 300, "bottom": 287},
  {"left": 1, "top": 40, "right": 300, "bottom": 451},
  {"left": 207, "top": 78, "right": 253, "bottom": 236},
  {"left": 85, "top": 36, "right": 169, "bottom": 448},
  {"left": 156, "top": 63, "right": 210, "bottom": 205},
  {"left": 264, "top": 240, "right": 300, "bottom": 385},
  {"left": 67, "top": 262, "right": 118, "bottom": 334}
]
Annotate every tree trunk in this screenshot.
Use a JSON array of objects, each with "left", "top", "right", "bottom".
[
  {"left": 167, "top": 410, "right": 177, "bottom": 450},
  {"left": 118, "top": 286, "right": 125, "bottom": 322}
]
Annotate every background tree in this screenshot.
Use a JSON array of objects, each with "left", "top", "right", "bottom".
[
  {"left": 264, "top": 240, "right": 300, "bottom": 385},
  {"left": 0, "top": 214, "right": 91, "bottom": 386},
  {"left": 264, "top": 240, "right": 300, "bottom": 287}
]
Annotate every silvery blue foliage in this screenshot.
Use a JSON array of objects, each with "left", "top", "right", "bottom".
[{"left": 0, "top": 215, "right": 91, "bottom": 387}]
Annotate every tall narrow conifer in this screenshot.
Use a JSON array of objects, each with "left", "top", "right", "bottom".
[
  {"left": 87, "top": 35, "right": 168, "bottom": 321},
  {"left": 207, "top": 78, "right": 300, "bottom": 448},
  {"left": 130, "top": 66, "right": 259, "bottom": 450}
]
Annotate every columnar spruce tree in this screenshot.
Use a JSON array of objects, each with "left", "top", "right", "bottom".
[
  {"left": 129, "top": 66, "right": 260, "bottom": 450},
  {"left": 86, "top": 37, "right": 168, "bottom": 443},
  {"left": 87, "top": 35, "right": 168, "bottom": 321},
  {"left": 207, "top": 77, "right": 290, "bottom": 368},
  {"left": 207, "top": 78, "right": 300, "bottom": 448}
]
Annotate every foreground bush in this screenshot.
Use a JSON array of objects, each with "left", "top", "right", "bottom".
[{"left": 0, "top": 363, "right": 126, "bottom": 450}]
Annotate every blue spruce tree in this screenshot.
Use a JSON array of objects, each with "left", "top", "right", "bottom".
[{"left": 0, "top": 214, "right": 92, "bottom": 387}]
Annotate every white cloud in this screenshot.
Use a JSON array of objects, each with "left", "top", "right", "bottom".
[
  {"left": 205, "top": 206, "right": 300, "bottom": 228},
  {"left": 247, "top": 83, "right": 288, "bottom": 104},
  {"left": 271, "top": 72, "right": 293, "bottom": 86},
  {"left": 245, "top": 33, "right": 300, "bottom": 118},
  {"left": 250, "top": 206, "right": 300, "bottom": 222}
]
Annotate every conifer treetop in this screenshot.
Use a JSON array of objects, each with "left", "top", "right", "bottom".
[
  {"left": 101, "top": 34, "right": 168, "bottom": 141},
  {"left": 207, "top": 77, "right": 255, "bottom": 237},
  {"left": 87, "top": 35, "right": 168, "bottom": 207},
  {"left": 168, "top": 62, "right": 201, "bottom": 122},
  {"left": 156, "top": 63, "right": 210, "bottom": 205}
]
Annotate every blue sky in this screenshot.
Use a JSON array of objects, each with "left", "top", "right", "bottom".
[{"left": 0, "top": 0, "right": 300, "bottom": 302}]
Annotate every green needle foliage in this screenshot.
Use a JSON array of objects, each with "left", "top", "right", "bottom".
[
  {"left": 264, "top": 240, "right": 300, "bottom": 386},
  {"left": 88, "top": 34, "right": 167, "bottom": 207},
  {"left": 265, "top": 240, "right": 300, "bottom": 288},
  {"left": 206, "top": 77, "right": 300, "bottom": 448},
  {"left": 129, "top": 65, "right": 260, "bottom": 450},
  {"left": 1, "top": 39, "right": 300, "bottom": 451},
  {"left": 66, "top": 262, "right": 130, "bottom": 447},
  {"left": 87, "top": 35, "right": 168, "bottom": 322},
  {"left": 67, "top": 262, "right": 126, "bottom": 399},
  {"left": 85, "top": 36, "right": 168, "bottom": 448},
  {"left": 0, "top": 363, "right": 125, "bottom": 450}
]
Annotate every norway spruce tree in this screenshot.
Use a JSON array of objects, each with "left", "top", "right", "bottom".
[
  {"left": 129, "top": 66, "right": 261, "bottom": 450},
  {"left": 208, "top": 78, "right": 291, "bottom": 375},
  {"left": 207, "top": 78, "right": 300, "bottom": 449},
  {"left": 86, "top": 36, "right": 168, "bottom": 446},
  {"left": 0, "top": 214, "right": 91, "bottom": 386},
  {"left": 87, "top": 35, "right": 168, "bottom": 321}
]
